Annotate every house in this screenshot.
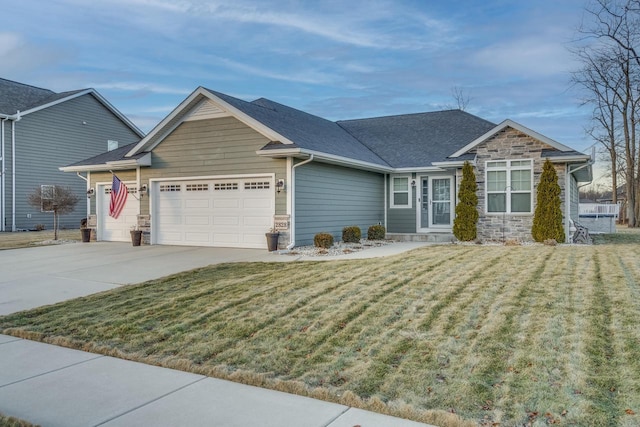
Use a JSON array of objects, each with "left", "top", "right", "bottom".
[
  {"left": 60, "top": 86, "right": 593, "bottom": 247},
  {"left": 0, "top": 78, "right": 144, "bottom": 231}
]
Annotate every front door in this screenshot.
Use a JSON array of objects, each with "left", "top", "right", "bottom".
[{"left": 418, "top": 176, "right": 453, "bottom": 230}]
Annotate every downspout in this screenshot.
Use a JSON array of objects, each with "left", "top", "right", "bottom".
[
  {"left": 384, "top": 174, "right": 388, "bottom": 230},
  {"left": 1, "top": 115, "right": 8, "bottom": 232},
  {"left": 75, "top": 172, "right": 89, "bottom": 218},
  {"left": 286, "top": 154, "right": 314, "bottom": 250},
  {"left": 11, "top": 111, "right": 21, "bottom": 231},
  {"left": 567, "top": 153, "right": 595, "bottom": 243}
]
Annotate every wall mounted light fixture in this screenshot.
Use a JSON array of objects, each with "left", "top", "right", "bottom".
[
  {"left": 276, "top": 179, "right": 285, "bottom": 193},
  {"left": 86, "top": 188, "right": 95, "bottom": 198}
]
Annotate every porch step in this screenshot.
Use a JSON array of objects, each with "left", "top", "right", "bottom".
[{"left": 386, "top": 233, "right": 455, "bottom": 243}]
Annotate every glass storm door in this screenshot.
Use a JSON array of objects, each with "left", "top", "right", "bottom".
[{"left": 419, "top": 176, "right": 453, "bottom": 230}]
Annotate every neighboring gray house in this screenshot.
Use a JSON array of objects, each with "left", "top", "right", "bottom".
[
  {"left": 61, "top": 87, "right": 593, "bottom": 247},
  {"left": 0, "top": 78, "right": 144, "bottom": 231}
]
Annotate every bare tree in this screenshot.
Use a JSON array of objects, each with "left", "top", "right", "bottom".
[
  {"left": 451, "top": 86, "right": 472, "bottom": 111},
  {"left": 27, "top": 185, "right": 79, "bottom": 240},
  {"left": 573, "top": 0, "right": 640, "bottom": 226}
]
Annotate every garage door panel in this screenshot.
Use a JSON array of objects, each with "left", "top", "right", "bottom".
[
  {"left": 243, "top": 216, "right": 271, "bottom": 227},
  {"left": 185, "top": 216, "right": 210, "bottom": 226},
  {"left": 243, "top": 199, "right": 272, "bottom": 209},
  {"left": 185, "top": 199, "right": 210, "bottom": 208},
  {"left": 155, "top": 177, "right": 274, "bottom": 248},
  {"left": 213, "top": 199, "right": 240, "bottom": 209},
  {"left": 159, "top": 215, "right": 182, "bottom": 225},
  {"left": 213, "top": 216, "right": 239, "bottom": 226},
  {"left": 213, "top": 233, "right": 240, "bottom": 244},
  {"left": 185, "top": 232, "right": 212, "bottom": 243}
]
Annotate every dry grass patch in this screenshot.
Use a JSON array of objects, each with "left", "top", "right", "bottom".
[
  {"left": 2, "top": 240, "right": 640, "bottom": 426},
  {"left": 0, "top": 229, "right": 80, "bottom": 250}
]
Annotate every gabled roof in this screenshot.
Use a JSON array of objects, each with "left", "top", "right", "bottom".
[
  {"left": 127, "top": 87, "right": 389, "bottom": 167},
  {"left": 67, "top": 86, "right": 591, "bottom": 174},
  {"left": 0, "top": 78, "right": 56, "bottom": 114},
  {"left": 337, "top": 110, "right": 496, "bottom": 168},
  {"left": 449, "top": 119, "right": 577, "bottom": 158},
  {"left": 0, "top": 78, "right": 144, "bottom": 137}
]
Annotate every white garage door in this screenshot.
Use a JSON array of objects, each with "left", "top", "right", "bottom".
[
  {"left": 98, "top": 183, "right": 139, "bottom": 242},
  {"left": 154, "top": 177, "right": 274, "bottom": 248}
]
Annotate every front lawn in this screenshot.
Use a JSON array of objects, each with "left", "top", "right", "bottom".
[
  {"left": 0, "top": 229, "right": 80, "bottom": 250},
  {"left": 2, "top": 238, "right": 640, "bottom": 426}
]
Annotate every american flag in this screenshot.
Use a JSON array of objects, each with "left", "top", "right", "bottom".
[{"left": 109, "top": 175, "right": 128, "bottom": 219}]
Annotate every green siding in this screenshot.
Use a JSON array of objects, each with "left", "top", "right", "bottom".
[
  {"left": 89, "top": 117, "right": 287, "bottom": 218},
  {"left": 295, "top": 162, "right": 384, "bottom": 246},
  {"left": 386, "top": 176, "right": 417, "bottom": 233},
  {"left": 8, "top": 94, "right": 140, "bottom": 230}
]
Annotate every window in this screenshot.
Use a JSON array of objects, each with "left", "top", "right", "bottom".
[
  {"left": 107, "top": 140, "right": 118, "bottom": 151},
  {"left": 390, "top": 176, "right": 411, "bottom": 208},
  {"left": 160, "top": 184, "right": 181, "bottom": 192},
  {"left": 214, "top": 182, "right": 238, "bottom": 191},
  {"left": 41, "top": 185, "right": 55, "bottom": 212},
  {"left": 486, "top": 160, "right": 532, "bottom": 213},
  {"left": 186, "top": 183, "right": 209, "bottom": 191},
  {"left": 244, "top": 181, "right": 270, "bottom": 190}
]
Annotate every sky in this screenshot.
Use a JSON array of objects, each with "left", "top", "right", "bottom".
[{"left": 1, "top": 0, "right": 604, "bottom": 180}]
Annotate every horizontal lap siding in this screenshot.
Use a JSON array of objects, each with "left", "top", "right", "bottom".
[
  {"left": 140, "top": 117, "right": 286, "bottom": 216},
  {"left": 295, "top": 162, "right": 384, "bottom": 246},
  {"left": 387, "top": 183, "right": 417, "bottom": 233},
  {"left": 11, "top": 95, "right": 140, "bottom": 230}
]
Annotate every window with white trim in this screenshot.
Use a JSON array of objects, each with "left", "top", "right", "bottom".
[
  {"left": 390, "top": 176, "right": 411, "bottom": 208},
  {"left": 486, "top": 159, "right": 532, "bottom": 213},
  {"left": 41, "top": 185, "right": 55, "bottom": 212}
]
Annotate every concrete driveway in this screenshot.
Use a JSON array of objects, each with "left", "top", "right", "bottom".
[{"left": 0, "top": 242, "right": 280, "bottom": 315}]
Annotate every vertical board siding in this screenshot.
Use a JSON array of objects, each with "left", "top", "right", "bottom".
[
  {"left": 10, "top": 94, "right": 140, "bottom": 230},
  {"left": 295, "top": 162, "right": 384, "bottom": 246}
]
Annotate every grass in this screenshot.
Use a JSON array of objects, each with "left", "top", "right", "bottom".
[
  {"left": 0, "top": 230, "right": 80, "bottom": 250},
  {"left": 2, "top": 231, "right": 640, "bottom": 426},
  {"left": 0, "top": 413, "right": 39, "bottom": 427}
]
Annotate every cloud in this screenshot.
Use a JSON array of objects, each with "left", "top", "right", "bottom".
[
  {"left": 0, "top": 32, "right": 67, "bottom": 76},
  {"left": 89, "top": 82, "right": 192, "bottom": 96}
]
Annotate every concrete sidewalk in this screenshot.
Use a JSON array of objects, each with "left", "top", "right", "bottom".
[{"left": 0, "top": 335, "right": 434, "bottom": 427}]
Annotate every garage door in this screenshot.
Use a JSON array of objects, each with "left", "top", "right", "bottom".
[
  {"left": 154, "top": 177, "right": 274, "bottom": 248},
  {"left": 99, "top": 183, "right": 139, "bottom": 242}
]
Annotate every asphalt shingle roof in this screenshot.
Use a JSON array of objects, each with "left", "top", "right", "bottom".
[
  {"left": 0, "top": 78, "right": 86, "bottom": 115},
  {"left": 207, "top": 89, "right": 390, "bottom": 167},
  {"left": 337, "top": 110, "right": 497, "bottom": 168},
  {"left": 64, "top": 142, "right": 146, "bottom": 167}
]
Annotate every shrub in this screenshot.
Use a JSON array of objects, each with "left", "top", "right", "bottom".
[
  {"left": 367, "top": 224, "right": 386, "bottom": 240},
  {"left": 532, "top": 159, "right": 565, "bottom": 243},
  {"left": 342, "top": 226, "right": 361, "bottom": 243},
  {"left": 314, "top": 232, "right": 334, "bottom": 248},
  {"left": 34, "top": 224, "right": 46, "bottom": 231},
  {"left": 543, "top": 238, "right": 558, "bottom": 246},
  {"left": 453, "top": 161, "right": 478, "bottom": 241}
]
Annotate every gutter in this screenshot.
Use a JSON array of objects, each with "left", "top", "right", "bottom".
[{"left": 286, "top": 154, "right": 314, "bottom": 249}]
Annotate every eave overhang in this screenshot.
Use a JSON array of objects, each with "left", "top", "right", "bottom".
[{"left": 59, "top": 153, "right": 151, "bottom": 173}]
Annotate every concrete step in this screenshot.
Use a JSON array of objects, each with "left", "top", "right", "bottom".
[{"left": 386, "top": 233, "right": 455, "bottom": 243}]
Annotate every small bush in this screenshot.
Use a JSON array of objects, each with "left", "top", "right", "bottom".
[
  {"left": 34, "top": 224, "right": 46, "bottom": 231},
  {"left": 504, "top": 239, "right": 521, "bottom": 246},
  {"left": 314, "top": 232, "right": 334, "bottom": 248},
  {"left": 543, "top": 239, "right": 558, "bottom": 246},
  {"left": 367, "top": 224, "right": 386, "bottom": 240},
  {"left": 342, "top": 226, "right": 362, "bottom": 243}
]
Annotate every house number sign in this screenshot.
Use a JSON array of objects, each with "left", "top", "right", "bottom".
[{"left": 273, "top": 215, "right": 290, "bottom": 231}]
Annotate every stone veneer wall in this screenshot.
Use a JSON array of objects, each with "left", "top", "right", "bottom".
[{"left": 474, "top": 127, "right": 566, "bottom": 242}]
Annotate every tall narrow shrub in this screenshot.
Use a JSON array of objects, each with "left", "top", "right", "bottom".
[
  {"left": 453, "top": 161, "right": 478, "bottom": 241},
  {"left": 532, "top": 159, "right": 565, "bottom": 242}
]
